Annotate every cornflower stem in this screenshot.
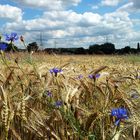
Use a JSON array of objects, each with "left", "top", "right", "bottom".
[
  {"left": 22, "top": 41, "right": 27, "bottom": 49},
  {"left": 10, "top": 41, "right": 17, "bottom": 52}
]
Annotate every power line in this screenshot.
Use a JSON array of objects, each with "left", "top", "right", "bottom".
[{"left": 39, "top": 32, "right": 43, "bottom": 47}]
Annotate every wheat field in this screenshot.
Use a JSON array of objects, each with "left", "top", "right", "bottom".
[{"left": 0, "top": 52, "right": 140, "bottom": 140}]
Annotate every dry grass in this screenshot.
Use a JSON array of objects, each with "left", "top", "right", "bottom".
[{"left": 0, "top": 52, "right": 140, "bottom": 140}]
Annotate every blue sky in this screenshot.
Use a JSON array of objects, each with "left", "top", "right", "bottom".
[{"left": 0, "top": 0, "right": 140, "bottom": 49}]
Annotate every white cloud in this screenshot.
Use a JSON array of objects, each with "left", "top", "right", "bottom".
[
  {"left": 103, "top": 11, "right": 133, "bottom": 29},
  {"left": 117, "top": 2, "right": 133, "bottom": 12},
  {"left": 0, "top": 4, "right": 23, "bottom": 21},
  {"left": 4, "top": 10, "right": 102, "bottom": 32},
  {"left": 101, "top": 0, "right": 122, "bottom": 6},
  {"left": 132, "top": 19, "right": 140, "bottom": 26},
  {"left": 132, "top": 0, "right": 140, "bottom": 9},
  {"left": 11, "top": 0, "right": 81, "bottom": 10},
  {"left": 1, "top": 2, "right": 140, "bottom": 49},
  {"left": 117, "top": 1, "right": 140, "bottom": 13},
  {"left": 4, "top": 9, "right": 139, "bottom": 48}
]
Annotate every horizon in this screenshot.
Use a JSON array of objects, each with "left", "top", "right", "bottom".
[{"left": 0, "top": 0, "right": 140, "bottom": 49}]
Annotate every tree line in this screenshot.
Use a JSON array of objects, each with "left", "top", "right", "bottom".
[
  {"left": 0, "top": 40, "right": 140, "bottom": 54},
  {"left": 44, "top": 42, "right": 140, "bottom": 54}
]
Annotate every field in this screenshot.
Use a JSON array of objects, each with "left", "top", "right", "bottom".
[{"left": 0, "top": 52, "right": 140, "bottom": 140}]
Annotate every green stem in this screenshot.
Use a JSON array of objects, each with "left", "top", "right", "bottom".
[{"left": 10, "top": 41, "right": 17, "bottom": 52}]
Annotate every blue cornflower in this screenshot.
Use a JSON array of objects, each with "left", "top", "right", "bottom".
[
  {"left": 88, "top": 74, "right": 93, "bottom": 79},
  {"left": 111, "top": 108, "right": 128, "bottom": 126},
  {"left": 5, "top": 32, "right": 18, "bottom": 42},
  {"left": 49, "top": 68, "right": 62, "bottom": 77},
  {"left": 55, "top": 100, "right": 62, "bottom": 108},
  {"left": 0, "top": 43, "right": 8, "bottom": 51},
  {"left": 76, "top": 74, "right": 83, "bottom": 79},
  {"left": 131, "top": 94, "right": 139, "bottom": 99},
  {"left": 88, "top": 73, "right": 100, "bottom": 79},
  {"left": 46, "top": 90, "right": 52, "bottom": 97}
]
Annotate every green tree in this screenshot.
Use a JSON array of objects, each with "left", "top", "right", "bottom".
[
  {"left": 89, "top": 44, "right": 101, "bottom": 54},
  {"left": 0, "top": 35, "right": 2, "bottom": 42},
  {"left": 6, "top": 43, "right": 19, "bottom": 52}
]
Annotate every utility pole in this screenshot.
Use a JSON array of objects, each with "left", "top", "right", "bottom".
[
  {"left": 40, "top": 32, "right": 43, "bottom": 49},
  {"left": 54, "top": 40, "right": 57, "bottom": 48},
  {"left": 105, "top": 35, "right": 109, "bottom": 43},
  {"left": 128, "top": 41, "right": 131, "bottom": 47}
]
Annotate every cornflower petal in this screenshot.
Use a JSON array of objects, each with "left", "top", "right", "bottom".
[
  {"left": 5, "top": 32, "right": 18, "bottom": 42},
  {"left": 111, "top": 107, "right": 128, "bottom": 126},
  {"left": 49, "top": 68, "right": 63, "bottom": 76},
  {"left": 55, "top": 100, "right": 62, "bottom": 107},
  {"left": 47, "top": 91, "right": 52, "bottom": 97},
  {"left": 115, "top": 119, "right": 120, "bottom": 126},
  {"left": 88, "top": 74, "right": 94, "bottom": 79},
  {"left": 88, "top": 74, "right": 100, "bottom": 79},
  {"left": 95, "top": 73, "right": 100, "bottom": 78},
  {"left": 76, "top": 74, "right": 83, "bottom": 79},
  {"left": 0, "top": 43, "right": 8, "bottom": 51}
]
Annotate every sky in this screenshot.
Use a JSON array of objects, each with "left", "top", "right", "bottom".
[{"left": 0, "top": 0, "right": 140, "bottom": 49}]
